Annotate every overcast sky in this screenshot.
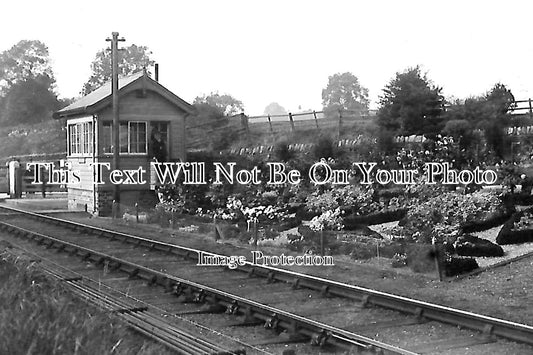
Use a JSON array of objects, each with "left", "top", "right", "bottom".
[{"left": 2, "top": 0, "right": 532, "bottom": 114}]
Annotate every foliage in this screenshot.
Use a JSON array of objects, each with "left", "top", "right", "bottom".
[
  {"left": 399, "top": 190, "right": 506, "bottom": 243},
  {"left": 0, "top": 120, "right": 65, "bottom": 159},
  {"left": 264, "top": 102, "right": 287, "bottom": 116},
  {"left": 1, "top": 75, "right": 59, "bottom": 125},
  {"left": 191, "top": 92, "right": 244, "bottom": 150},
  {"left": 0, "top": 40, "right": 59, "bottom": 126},
  {"left": 309, "top": 208, "right": 344, "bottom": 232},
  {"left": 0, "top": 40, "right": 55, "bottom": 92},
  {"left": 82, "top": 44, "right": 154, "bottom": 95},
  {"left": 193, "top": 92, "right": 244, "bottom": 117},
  {"left": 377, "top": 66, "right": 444, "bottom": 136},
  {"left": 512, "top": 210, "right": 533, "bottom": 231},
  {"left": 442, "top": 119, "right": 473, "bottom": 148},
  {"left": 312, "top": 136, "right": 335, "bottom": 160},
  {"left": 322, "top": 72, "right": 369, "bottom": 117},
  {"left": 443, "top": 83, "right": 515, "bottom": 158},
  {"left": 0, "top": 254, "right": 172, "bottom": 355},
  {"left": 273, "top": 139, "right": 293, "bottom": 161},
  {"left": 305, "top": 184, "right": 375, "bottom": 215},
  {"left": 391, "top": 253, "right": 408, "bottom": 268}
]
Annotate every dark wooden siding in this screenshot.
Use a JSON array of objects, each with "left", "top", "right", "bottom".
[{"left": 95, "top": 90, "right": 186, "bottom": 160}]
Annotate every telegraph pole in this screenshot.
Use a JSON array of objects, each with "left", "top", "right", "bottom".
[{"left": 106, "top": 32, "right": 125, "bottom": 205}]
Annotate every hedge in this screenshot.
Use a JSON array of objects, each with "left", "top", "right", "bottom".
[
  {"left": 459, "top": 212, "right": 513, "bottom": 234},
  {"left": 444, "top": 257, "right": 479, "bottom": 277},
  {"left": 501, "top": 193, "right": 533, "bottom": 206},
  {"left": 453, "top": 235, "right": 504, "bottom": 257},
  {"left": 343, "top": 208, "right": 408, "bottom": 229},
  {"left": 496, "top": 208, "right": 533, "bottom": 245}
]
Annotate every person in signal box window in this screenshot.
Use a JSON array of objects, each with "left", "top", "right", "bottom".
[{"left": 149, "top": 128, "right": 167, "bottom": 162}]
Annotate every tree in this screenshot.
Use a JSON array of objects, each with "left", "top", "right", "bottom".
[
  {"left": 0, "top": 40, "right": 58, "bottom": 125},
  {"left": 2, "top": 75, "right": 59, "bottom": 125},
  {"left": 82, "top": 44, "right": 154, "bottom": 95},
  {"left": 193, "top": 92, "right": 244, "bottom": 117},
  {"left": 191, "top": 93, "right": 244, "bottom": 151},
  {"left": 0, "top": 40, "right": 55, "bottom": 93},
  {"left": 377, "top": 66, "right": 444, "bottom": 136},
  {"left": 443, "top": 83, "right": 515, "bottom": 158},
  {"left": 264, "top": 102, "right": 287, "bottom": 116},
  {"left": 442, "top": 119, "right": 473, "bottom": 149},
  {"left": 322, "top": 72, "right": 369, "bottom": 117}
]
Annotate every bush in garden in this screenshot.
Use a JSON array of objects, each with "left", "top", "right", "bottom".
[
  {"left": 273, "top": 139, "right": 293, "bottom": 162},
  {"left": 444, "top": 256, "right": 479, "bottom": 277},
  {"left": 308, "top": 208, "right": 344, "bottom": 232},
  {"left": 391, "top": 253, "right": 407, "bottom": 268},
  {"left": 401, "top": 190, "right": 507, "bottom": 243},
  {"left": 312, "top": 135, "right": 335, "bottom": 159},
  {"left": 305, "top": 184, "right": 376, "bottom": 215}
]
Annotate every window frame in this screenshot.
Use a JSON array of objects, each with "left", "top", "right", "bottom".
[
  {"left": 102, "top": 120, "right": 148, "bottom": 156},
  {"left": 67, "top": 118, "right": 94, "bottom": 157}
]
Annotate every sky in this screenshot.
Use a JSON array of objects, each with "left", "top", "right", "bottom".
[{"left": 1, "top": 0, "right": 533, "bottom": 115}]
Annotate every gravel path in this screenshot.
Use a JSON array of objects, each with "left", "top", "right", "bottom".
[{"left": 472, "top": 225, "right": 533, "bottom": 268}]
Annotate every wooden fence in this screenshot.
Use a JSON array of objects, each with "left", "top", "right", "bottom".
[{"left": 186, "top": 109, "right": 377, "bottom": 149}]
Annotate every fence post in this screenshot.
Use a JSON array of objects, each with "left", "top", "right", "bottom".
[
  {"left": 253, "top": 220, "right": 258, "bottom": 248},
  {"left": 112, "top": 200, "right": 117, "bottom": 219},
  {"left": 529, "top": 98, "right": 532, "bottom": 120},
  {"left": 313, "top": 110, "right": 319, "bottom": 131},
  {"left": 288, "top": 112, "right": 295, "bottom": 133},
  {"left": 432, "top": 237, "right": 443, "bottom": 282},
  {"left": 338, "top": 109, "right": 343, "bottom": 139},
  {"left": 135, "top": 202, "right": 139, "bottom": 223}
]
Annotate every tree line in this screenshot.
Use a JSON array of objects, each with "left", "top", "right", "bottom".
[{"left": 0, "top": 39, "right": 518, "bottom": 159}]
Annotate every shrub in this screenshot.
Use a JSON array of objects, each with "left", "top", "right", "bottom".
[
  {"left": 312, "top": 135, "right": 335, "bottom": 159},
  {"left": 274, "top": 140, "right": 293, "bottom": 162},
  {"left": 391, "top": 253, "right": 407, "bottom": 268},
  {"left": 444, "top": 256, "right": 479, "bottom": 277}
]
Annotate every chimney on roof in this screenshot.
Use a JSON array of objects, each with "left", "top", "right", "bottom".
[{"left": 155, "top": 63, "right": 159, "bottom": 82}]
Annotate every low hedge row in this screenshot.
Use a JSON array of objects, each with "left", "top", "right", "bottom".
[
  {"left": 343, "top": 208, "right": 408, "bottom": 229},
  {"left": 444, "top": 257, "right": 479, "bottom": 277},
  {"left": 496, "top": 209, "right": 533, "bottom": 245},
  {"left": 452, "top": 235, "right": 504, "bottom": 257},
  {"left": 459, "top": 212, "right": 513, "bottom": 234},
  {"left": 501, "top": 193, "right": 533, "bottom": 206}
]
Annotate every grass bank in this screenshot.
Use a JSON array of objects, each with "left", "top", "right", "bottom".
[{"left": 0, "top": 250, "right": 172, "bottom": 355}]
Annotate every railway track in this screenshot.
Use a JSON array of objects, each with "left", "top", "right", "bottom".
[{"left": 0, "top": 204, "right": 532, "bottom": 354}]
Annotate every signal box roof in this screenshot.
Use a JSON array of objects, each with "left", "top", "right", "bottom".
[{"left": 54, "top": 71, "right": 195, "bottom": 119}]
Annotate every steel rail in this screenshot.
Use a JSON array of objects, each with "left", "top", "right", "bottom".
[
  {"left": 2, "top": 241, "right": 253, "bottom": 355},
  {"left": 0, "top": 219, "right": 416, "bottom": 355},
  {"left": 1, "top": 205, "right": 532, "bottom": 347}
]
